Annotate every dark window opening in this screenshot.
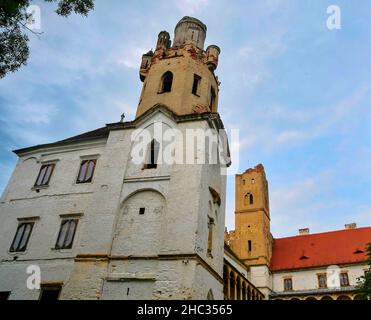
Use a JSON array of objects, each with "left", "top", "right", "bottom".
[
  {"left": 0, "top": 292, "right": 10, "bottom": 301},
  {"left": 55, "top": 219, "right": 78, "bottom": 250},
  {"left": 209, "top": 86, "right": 216, "bottom": 112},
  {"left": 35, "top": 164, "right": 55, "bottom": 187},
  {"left": 207, "top": 217, "right": 215, "bottom": 257},
  {"left": 10, "top": 222, "right": 34, "bottom": 253},
  {"left": 39, "top": 285, "right": 62, "bottom": 301},
  {"left": 77, "top": 159, "right": 97, "bottom": 184},
  {"left": 143, "top": 139, "right": 160, "bottom": 170},
  {"left": 192, "top": 74, "right": 201, "bottom": 96},
  {"left": 139, "top": 208, "right": 145, "bottom": 215},
  {"left": 248, "top": 240, "right": 252, "bottom": 252},
  {"left": 160, "top": 71, "right": 173, "bottom": 93},
  {"left": 244, "top": 193, "right": 254, "bottom": 206},
  {"left": 284, "top": 278, "right": 293, "bottom": 291}
]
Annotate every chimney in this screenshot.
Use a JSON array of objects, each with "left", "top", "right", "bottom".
[
  {"left": 299, "top": 228, "right": 310, "bottom": 235},
  {"left": 345, "top": 223, "right": 357, "bottom": 230}
]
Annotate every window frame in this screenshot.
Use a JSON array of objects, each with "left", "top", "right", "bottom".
[
  {"left": 76, "top": 159, "right": 97, "bottom": 184},
  {"left": 192, "top": 74, "right": 201, "bottom": 96},
  {"left": 317, "top": 273, "right": 327, "bottom": 289},
  {"left": 0, "top": 291, "right": 11, "bottom": 301},
  {"left": 9, "top": 222, "right": 34, "bottom": 253},
  {"left": 159, "top": 71, "right": 173, "bottom": 94},
  {"left": 340, "top": 272, "right": 350, "bottom": 287},
  {"left": 34, "top": 163, "right": 55, "bottom": 187},
  {"left": 143, "top": 139, "right": 160, "bottom": 170},
  {"left": 55, "top": 219, "right": 79, "bottom": 250},
  {"left": 283, "top": 278, "right": 293, "bottom": 291},
  {"left": 39, "top": 284, "right": 62, "bottom": 300}
]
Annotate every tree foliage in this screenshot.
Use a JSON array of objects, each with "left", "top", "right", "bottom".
[
  {"left": 0, "top": 0, "right": 94, "bottom": 78},
  {"left": 356, "top": 243, "right": 371, "bottom": 300}
]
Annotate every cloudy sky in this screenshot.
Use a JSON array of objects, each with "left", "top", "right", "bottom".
[{"left": 1, "top": 0, "right": 370, "bottom": 237}]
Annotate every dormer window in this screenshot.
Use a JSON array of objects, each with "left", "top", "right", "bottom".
[{"left": 159, "top": 71, "right": 173, "bottom": 93}]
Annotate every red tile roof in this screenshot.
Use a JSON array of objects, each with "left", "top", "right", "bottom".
[{"left": 270, "top": 227, "right": 371, "bottom": 271}]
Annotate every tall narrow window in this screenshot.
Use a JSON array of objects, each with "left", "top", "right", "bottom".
[
  {"left": 248, "top": 240, "right": 252, "bottom": 252},
  {"left": 39, "top": 284, "right": 62, "bottom": 300},
  {"left": 10, "top": 222, "right": 34, "bottom": 252},
  {"left": 209, "top": 86, "right": 216, "bottom": 111},
  {"left": 55, "top": 219, "right": 78, "bottom": 250},
  {"left": 318, "top": 274, "right": 327, "bottom": 288},
  {"left": 207, "top": 217, "right": 215, "bottom": 257},
  {"left": 340, "top": 272, "right": 349, "bottom": 287},
  {"left": 284, "top": 278, "right": 293, "bottom": 291},
  {"left": 160, "top": 71, "right": 173, "bottom": 93},
  {"left": 192, "top": 74, "right": 201, "bottom": 96},
  {"left": 34, "top": 164, "right": 55, "bottom": 187},
  {"left": 143, "top": 139, "right": 160, "bottom": 169},
  {"left": 76, "top": 159, "right": 96, "bottom": 184}
]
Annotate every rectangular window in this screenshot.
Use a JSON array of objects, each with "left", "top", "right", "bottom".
[
  {"left": 248, "top": 240, "right": 252, "bottom": 252},
  {"left": 318, "top": 273, "right": 327, "bottom": 288},
  {"left": 55, "top": 219, "right": 78, "bottom": 250},
  {"left": 0, "top": 292, "right": 10, "bottom": 301},
  {"left": 207, "top": 217, "right": 214, "bottom": 257},
  {"left": 76, "top": 159, "right": 97, "bottom": 184},
  {"left": 39, "top": 284, "right": 62, "bottom": 300},
  {"left": 34, "top": 164, "right": 55, "bottom": 187},
  {"left": 209, "top": 86, "right": 216, "bottom": 112},
  {"left": 143, "top": 140, "right": 159, "bottom": 170},
  {"left": 340, "top": 272, "right": 349, "bottom": 287},
  {"left": 192, "top": 74, "right": 201, "bottom": 96},
  {"left": 9, "top": 222, "right": 34, "bottom": 252},
  {"left": 284, "top": 278, "right": 293, "bottom": 291}
]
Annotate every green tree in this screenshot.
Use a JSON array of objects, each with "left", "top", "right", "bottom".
[
  {"left": 356, "top": 243, "right": 371, "bottom": 299},
  {"left": 0, "top": 0, "right": 94, "bottom": 78}
]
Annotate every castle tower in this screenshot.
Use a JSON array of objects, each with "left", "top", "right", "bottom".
[
  {"left": 138, "top": 16, "right": 221, "bottom": 117},
  {"left": 227, "top": 164, "right": 273, "bottom": 297}
]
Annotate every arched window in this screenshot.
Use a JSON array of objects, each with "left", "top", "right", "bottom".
[
  {"left": 244, "top": 193, "right": 254, "bottom": 206},
  {"left": 143, "top": 139, "right": 160, "bottom": 169},
  {"left": 160, "top": 71, "right": 173, "bottom": 93}
]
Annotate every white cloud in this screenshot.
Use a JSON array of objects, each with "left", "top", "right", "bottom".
[
  {"left": 176, "top": 0, "right": 209, "bottom": 15},
  {"left": 117, "top": 46, "right": 149, "bottom": 69}
]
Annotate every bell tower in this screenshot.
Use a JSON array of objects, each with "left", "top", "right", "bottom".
[
  {"left": 228, "top": 164, "right": 273, "bottom": 266},
  {"left": 137, "top": 16, "right": 221, "bottom": 118}
]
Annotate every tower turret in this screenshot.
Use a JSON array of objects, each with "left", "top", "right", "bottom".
[
  {"left": 227, "top": 164, "right": 272, "bottom": 266},
  {"left": 156, "top": 31, "right": 171, "bottom": 51},
  {"left": 136, "top": 16, "right": 221, "bottom": 118},
  {"left": 173, "top": 16, "right": 207, "bottom": 49}
]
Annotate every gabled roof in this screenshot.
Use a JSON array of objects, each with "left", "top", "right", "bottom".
[
  {"left": 13, "top": 104, "right": 227, "bottom": 156},
  {"left": 13, "top": 126, "right": 111, "bottom": 155},
  {"left": 270, "top": 227, "right": 371, "bottom": 271}
]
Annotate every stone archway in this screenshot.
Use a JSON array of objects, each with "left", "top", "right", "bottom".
[
  {"left": 337, "top": 295, "right": 351, "bottom": 300},
  {"left": 305, "top": 296, "right": 317, "bottom": 300},
  {"left": 321, "top": 296, "right": 333, "bottom": 300}
]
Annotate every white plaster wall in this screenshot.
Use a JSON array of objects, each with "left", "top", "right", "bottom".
[
  {"left": 272, "top": 264, "right": 368, "bottom": 292},
  {"left": 0, "top": 109, "right": 228, "bottom": 300}
]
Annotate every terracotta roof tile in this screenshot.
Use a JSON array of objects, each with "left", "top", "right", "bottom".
[{"left": 270, "top": 227, "right": 371, "bottom": 271}]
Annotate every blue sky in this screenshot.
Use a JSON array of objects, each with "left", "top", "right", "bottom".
[{"left": 1, "top": 0, "right": 370, "bottom": 237}]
